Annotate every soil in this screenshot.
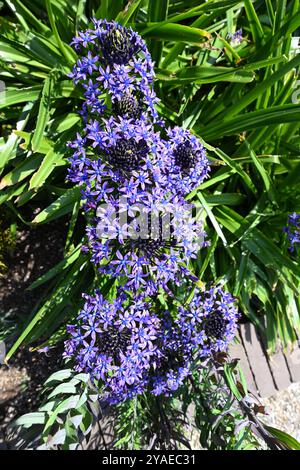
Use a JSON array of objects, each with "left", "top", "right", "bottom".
[
  {"left": 0, "top": 218, "right": 67, "bottom": 318},
  {"left": 0, "top": 217, "right": 68, "bottom": 449}
]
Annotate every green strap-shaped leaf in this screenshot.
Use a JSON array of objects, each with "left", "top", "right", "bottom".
[
  {"left": 29, "top": 148, "right": 65, "bottom": 190},
  {"left": 223, "top": 44, "right": 300, "bottom": 119},
  {"left": 147, "top": 0, "right": 169, "bottom": 67},
  {"left": 158, "top": 66, "right": 254, "bottom": 84},
  {"left": 136, "top": 22, "right": 211, "bottom": 43},
  {"left": 46, "top": 0, "right": 76, "bottom": 65},
  {"left": 115, "top": 0, "right": 142, "bottom": 25},
  {"left": 5, "top": 256, "right": 86, "bottom": 360},
  {"left": 0, "top": 155, "right": 43, "bottom": 189},
  {"left": 200, "top": 104, "right": 300, "bottom": 140},
  {"left": 0, "top": 86, "right": 42, "bottom": 110},
  {"left": 197, "top": 192, "right": 227, "bottom": 246},
  {"left": 5, "top": 0, "right": 50, "bottom": 34},
  {"left": 264, "top": 426, "right": 300, "bottom": 450},
  {"left": 31, "top": 187, "right": 81, "bottom": 224},
  {"left": 244, "top": 0, "right": 264, "bottom": 45},
  {"left": 28, "top": 244, "right": 82, "bottom": 290},
  {"left": 31, "top": 73, "right": 55, "bottom": 153}
]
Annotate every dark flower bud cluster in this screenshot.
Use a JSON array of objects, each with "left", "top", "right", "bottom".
[
  {"left": 70, "top": 19, "right": 158, "bottom": 121},
  {"left": 177, "top": 286, "right": 240, "bottom": 356},
  {"left": 284, "top": 212, "right": 300, "bottom": 252},
  {"left": 112, "top": 93, "right": 140, "bottom": 120},
  {"left": 161, "top": 126, "right": 209, "bottom": 196},
  {"left": 65, "top": 21, "right": 239, "bottom": 404},
  {"left": 64, "top": 291, "right": 161, "bottom": 403}
]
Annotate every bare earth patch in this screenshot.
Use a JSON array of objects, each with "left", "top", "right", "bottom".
[
  {"left": 0, "top": 366, "right": 28, "bottom": 405},
  {"left": 0, "top": 216, "right": 67, "bottom": 449}
]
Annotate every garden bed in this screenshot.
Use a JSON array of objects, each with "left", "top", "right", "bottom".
[
  {"left": 1, "top": 0, "right": 300, "bottom": 452},
  {"left": 0, "top": 219, "right": 67, "bottom": 448}
]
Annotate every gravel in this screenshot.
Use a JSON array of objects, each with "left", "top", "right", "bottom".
[{"left": 260, "top": 383, "right": 300, "bottom": 442}]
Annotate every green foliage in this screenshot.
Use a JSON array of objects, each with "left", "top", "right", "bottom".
[
  {"left": 1, "top": 0, "right": 300, "bottom": 355},
  {"left": 112, "top": 355, "right": 300, "bottom": 451},
  {"left": 1, "top": 0, "right": 300, "bottom": 451},
  {"left": 14, "top": 358, "right": 280, "bottom": 451},
  {"left": 12, "top": 368, "right": 99, "bottom": 450}
]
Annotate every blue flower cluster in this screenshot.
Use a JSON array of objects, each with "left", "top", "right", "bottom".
[
  {"left": 65, "top": 20, "right": 239, "bottom": 404},
  {"left": 64, "top": 286, "right": 239, "bottom": 403},
  {"left": 68, "top": 20, "right": 210, "bottom": 294},
  {"left": 65, "top": 290, "right": 162, "bottom": 403},
  {"left": 284, "top": 213, "right": 300, "bottom": 252}
]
